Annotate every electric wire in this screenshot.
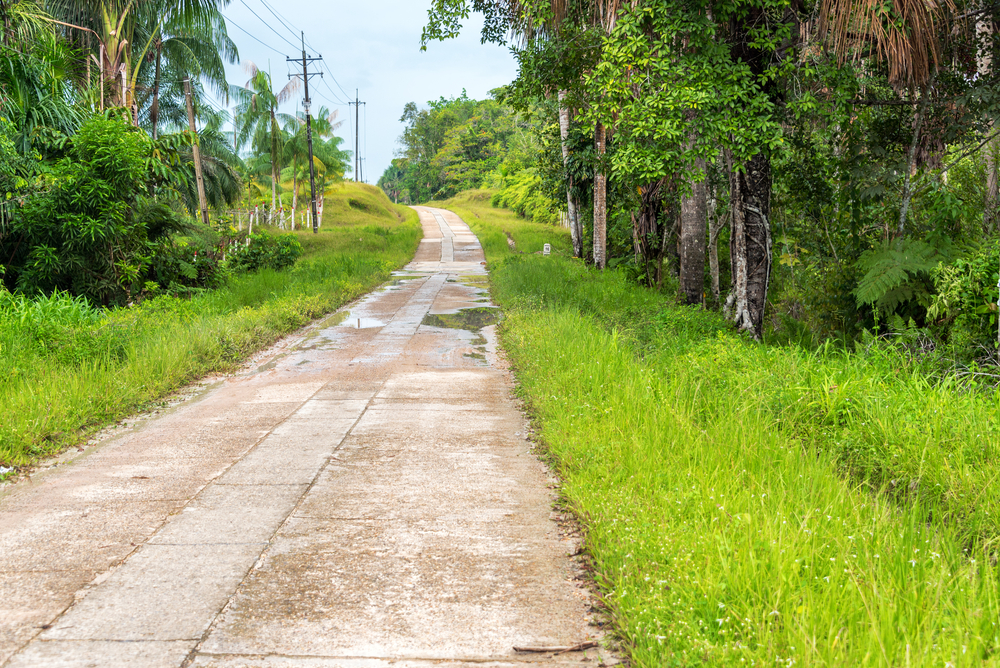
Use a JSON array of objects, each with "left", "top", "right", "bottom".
[
  {"left": 237, "top": 0, "right": 301, "bottom": 51},
  {"left": 317, "top": 63, "right": 350, "bottom": 104},
  {"left": 257, "top": 0, "right": 319, "bottom": 53},
  {"left": 363, "top": 102, "right": 367, "bottom": 183},
  {"left": 319, "top": 75, "right": 349, "bottom": 105},
  {"left": 256, "top": 0, "right": 299, "bottom": 42},
  {"left": 225, "top": 16, "right": 288, "bottom": 57}
]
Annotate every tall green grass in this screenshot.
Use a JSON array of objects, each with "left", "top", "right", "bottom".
[
  {"left": 434, "top": 189, "right": 572, "bottom": 258},
  {"left": 452, "top": 190, "right": 1000, "bottom": 666},
  {"left": 0, "top": 184, "right": 419, "bottom": 468}
]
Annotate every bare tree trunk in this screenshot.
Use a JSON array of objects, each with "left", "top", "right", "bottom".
[
  {"left": 593, "top": 122, "right": 607, "bottom": 269},
  {"left": 708, "top": 196, "right": 727, "bottom": 305},
  {"left": 725, "top": 151, "right": 772, "bottom": 339},
  {"left": 291, "top": 167, "right": 298, "bottom": 231},
  {"left": 680, "top": 156, "right": 707, "bottom": 305},
  {"left": 85, "top": 33, "right": 91, "bottom": 90},
  {"left": 558, "top": 91, "right": 584, "bottom": 258},
  {"left": 986, "top": 132, "right": 999, "bottom": 233},
  {"left": 898, "top": 81, "right": 932, "bottom": 236},
  {"left": 151, "top": 44, "right": 162, "bottom": 140}
]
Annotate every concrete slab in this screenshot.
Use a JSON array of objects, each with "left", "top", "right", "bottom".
[
  {"left": 41, "top": 543, "right": 264, "bottom": 641},
  {"left": 147, "top": 483, "right": 307, "bottom": 545},
  {"left": 5, "top": 640, "right": 194, "bottom": 667}
]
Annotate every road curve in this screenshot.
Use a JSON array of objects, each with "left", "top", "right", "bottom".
[{"left": 0, "top": 207, "right": 612, "bottom": 667}]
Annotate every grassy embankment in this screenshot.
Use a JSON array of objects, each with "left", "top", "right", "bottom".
[
  {"left": 0, "top": 183, "right": 420, "bottom": 469},
  {"left": 449, "top": 192, "right": 1000, "bottom": 666}
]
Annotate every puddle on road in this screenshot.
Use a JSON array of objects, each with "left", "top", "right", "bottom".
[
  {"left": 421, "top": 307, "right": 499, "bottom": 332},
  {"left": 295, "top": 311, "right": 350, "bottom": 351},
  {"left": 347, "top": 317, "right": 385, "bottom": 329}
]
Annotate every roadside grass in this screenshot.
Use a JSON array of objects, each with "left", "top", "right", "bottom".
[
  {"left": 453, "top": 197, "right": 1000, "bottom": 666},
  {"left": 0, "top": 183, "right": 419, "bottom": 469},
  {"left": 434, "top": 189, "right": 572, "bottom": 258}
]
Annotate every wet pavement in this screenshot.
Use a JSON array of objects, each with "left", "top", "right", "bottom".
[{"left": 0, "top": 207, "right": 612, "bottom": 667}]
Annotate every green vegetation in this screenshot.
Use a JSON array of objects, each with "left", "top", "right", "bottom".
[
  {"left": 377, "top": 92, "right": 558, "bottom": 224},
  {"left": 435, "top": 190, "right": 570, "bottom": 257},
  {"left": 0, "top": 184, "right": 419, "bottom": 470},
  {"left": 459, "top": 199, "right": 1000, "bottom": 666},
  {"left": 421, "top": 0, "right": 1000, "bottom": 352}
]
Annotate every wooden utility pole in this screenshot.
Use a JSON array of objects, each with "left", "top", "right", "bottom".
[
  {"left": 287, "top": 41, "right": 324, "bottom": 234},
  {"left": 184, "top": 76, "right": 210, "bottom": 227},
  {"left": 349, "top": 91, "right": 365, "bottom": 182},
  {"left": 301, "top": 33, "right": 319, "bottom": 234}
]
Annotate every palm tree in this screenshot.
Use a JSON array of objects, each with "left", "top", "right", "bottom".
[
  {"left": 279, "top": 105, "right": 343, "bottom": 224},
  {"left": 43, "top": 0, "right": 235, "bottom": 124},
  {"left": 0, "top": 31, "right": 82, "bottom": 153},
  {"left": 231, "top": 62, "right": 299, "bottom": 213},
  {"left": 139, "top": 5, "right": 238, "bottom": 139}
]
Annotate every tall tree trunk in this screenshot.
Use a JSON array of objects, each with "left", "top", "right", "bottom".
[
  {"left": 680, "top": 156, "right": 707, "bottom": 305},
  {"left": 986, "top": 132, "right": 999, "bottom": 233},
  {"left": 725, "top": 152, "right": 772, "bottom": 338},
  {"left": 151, "top": 43, "right": 162, "bottom": 140},
  {"left": 270, "top": 110, "right": 279, "bottom": 216},
  {"left": 708, "top": 193, "right": 727, "bottom": 305},
  {"left": 291, "top": 167, "right": 298, "bottom": 231},
  {"left": 635, "top": 180, "right": 664, "bottom": 286},
  {"left": 725, "top": 8, "right": 775, "bottom": 337},
  {"left": 593, "top": 121, "right": 607, "bottom": 269},
  {"left": 558, "top": 91, "right": 584, "bottom": 258},
  {"left": 898, "top": 82, "right": 932, "bottom": 236},
  {"left": 271, "top": 163, "right": 277, "bottom": 215}
]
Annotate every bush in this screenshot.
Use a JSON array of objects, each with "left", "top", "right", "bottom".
[
  {"left": 928, "top": 239, "right": 1000, "bottom": 356},
  {"left": 228, "top": 231, "right": 303, "bottom": 272},
  {"left": 490, "top": 169, "right": 560, "bottom": 225},
  {"left": 2, "top": 114, "right": 153, "bottom": 305}
]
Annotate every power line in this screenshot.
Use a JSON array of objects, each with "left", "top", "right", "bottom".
[
  {"left": 225, "top": 16, "right": 288, "bottom": 57},
  {"left": 256, "top": 0, "right": 299, "bottom": 40},
  {"left": 314, "top": 89, "right": 348, "bottom": 111},
  {"left": 319, "top": 61, "right": 351, "bottom": 100},
  {"left": 363, "top": 102, "right": 367, "bottom": 183},
  {"left": 237, "top": 0, "right": 301, "bottom": 51},
  {"left": 317, "top": 63, "right": 350, "bottom": 104},
  {"left": 257, "top": 0, "right": 319, "bottom": 53}
]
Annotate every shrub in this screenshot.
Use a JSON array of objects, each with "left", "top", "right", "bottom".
[
  {"left": 928, "top": 239, "right": 1000, "bottom": 355},
  {"left": 229, "top": 231, "right": 303, "bottom": 272}
]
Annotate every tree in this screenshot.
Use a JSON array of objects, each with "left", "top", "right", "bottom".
[
  {"left": 280, "top": 105, "right": 344, "bottom": 224},
  {"left": 231, "top": 62, "right": 299, "bottom": 213},
  {"left": 0, "top": 114, "right": 184, "bottom": 304}
]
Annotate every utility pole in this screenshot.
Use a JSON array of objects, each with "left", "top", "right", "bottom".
[
  {"left": 288, "top": 36, "right": 323, "bottom": 234},
  {"left": 184, "top": 76, "right": 209, "bottom": 227},
  {"left": 349, "top": 91, "right": 365, "bottom": 182}
]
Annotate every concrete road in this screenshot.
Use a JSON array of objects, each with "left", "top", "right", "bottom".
[{"left": 0, "top": 208, "right": 611, "bottom": 667}]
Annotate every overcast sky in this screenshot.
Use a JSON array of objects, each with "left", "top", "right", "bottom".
[{"left": 213, "top": 0, "right": 518, "bottom": 183}]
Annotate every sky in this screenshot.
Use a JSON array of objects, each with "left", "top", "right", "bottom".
[{"left": 213, "top": 0, "right": 519, "bottom": 183}]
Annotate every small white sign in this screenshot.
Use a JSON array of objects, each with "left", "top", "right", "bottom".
[{"left": 543, "top": 243, "right": 551, "bottom": 256}]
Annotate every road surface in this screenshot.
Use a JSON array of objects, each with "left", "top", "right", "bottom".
[{"left": 0, "top": 207, "right": 611, "bottom": 667}]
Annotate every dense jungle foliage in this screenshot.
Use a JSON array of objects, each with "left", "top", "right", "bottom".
[
  {"left": 0, "top": 0, "right": 351, "bottom": 307},
  {"left": 407, "top": 0, "right": 1000, "bottom": 362},
  {"left": 377, "top": 90, "right": 562, "bottom": 225}
]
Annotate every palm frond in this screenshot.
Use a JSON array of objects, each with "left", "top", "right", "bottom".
[{"left": 820, "top": 0, "right": 953, "bottom": 89}]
